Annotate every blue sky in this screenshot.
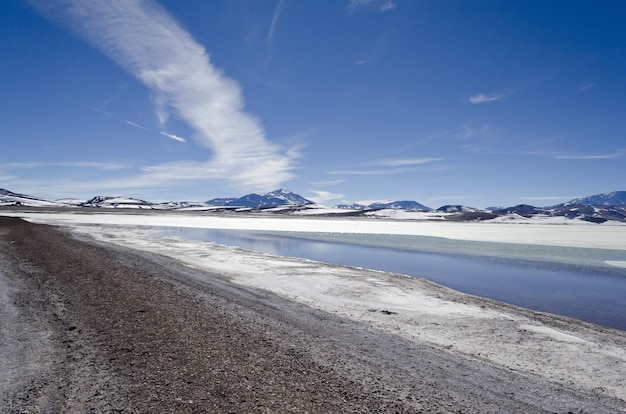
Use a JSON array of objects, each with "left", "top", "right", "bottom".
[{"left": 1, "top": 0, "right": 625, "bottom": 207}]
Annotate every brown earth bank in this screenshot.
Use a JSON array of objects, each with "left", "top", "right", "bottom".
[{"left": 0, "top": 216, "right": 624, "bottom": 413}]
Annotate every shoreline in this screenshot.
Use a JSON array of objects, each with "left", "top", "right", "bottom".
[
  {"left": 67, "top": 222, "right": 626, "bottom": 403},
  {"left": 2, "top": 215, "right": 626, "bottom": 412}
]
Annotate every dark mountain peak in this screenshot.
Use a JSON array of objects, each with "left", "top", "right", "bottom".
[{"left": 224, "top": 189, "right": 313, "bottom": 208}]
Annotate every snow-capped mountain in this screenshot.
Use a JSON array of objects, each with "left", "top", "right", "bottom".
[
  {"left": 212, "top": 189, "right": 313, "bottom": 208},
  {"left": 562, "top": 191, "right": 626, "bottom": 207}
]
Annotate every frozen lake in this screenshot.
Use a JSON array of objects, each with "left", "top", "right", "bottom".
[{"left": 158, "top": 227, "right": 626, "bottom": 330}]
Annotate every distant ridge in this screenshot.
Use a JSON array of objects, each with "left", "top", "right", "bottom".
[
  {"left": 368, "top": 200, "right": 431, "bottom": 211},
  {"left": 562, "top": 191, "right": 626, "bottom": 207},
  {"left": 2, "top": 187, "right": 625, "bottom": 223}
]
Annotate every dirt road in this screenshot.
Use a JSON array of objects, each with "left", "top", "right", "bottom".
[{"left": 1, "top": 217, "right": 624, "bottom": 413}]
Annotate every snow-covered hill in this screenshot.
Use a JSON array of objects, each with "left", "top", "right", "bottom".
[
  {"left": 81, "top": 196, "right": 153, "bottom": 208},
  {"left": 0, "top": 188, "right": 63, "bottom": 207}
]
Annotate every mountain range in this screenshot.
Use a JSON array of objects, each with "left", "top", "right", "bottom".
[{"left": 1, "top": 188, "right": 626, "bottom": 223}]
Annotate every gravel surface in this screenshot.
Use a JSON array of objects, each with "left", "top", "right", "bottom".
[{"left": 1, "top": 217, "right": 625, "bottom": 413}]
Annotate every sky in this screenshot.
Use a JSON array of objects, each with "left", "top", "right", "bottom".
[{"left": 1, "top": 0, "right": 625, "bottom": 208}]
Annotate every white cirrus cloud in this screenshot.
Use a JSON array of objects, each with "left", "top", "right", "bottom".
[
  {"left": 160, "top": 131, "right": 186, "bottom": 143},
  {"left": 312, "top": 179, "right": 345, "bottom": 186},
  {"left": 125, "top": 120, "right": 149, "bottom": 130},
  {"left": 577, "top": 83, "right": 596, "bottom": 93},
  {"left": 308, "top": 190, "right": 344, "bottom": 204},
  {"left": 329, "top": 168, "right": 411, "bottom": 175},
  {"left": 348, "top": 0, "right": 396, "bottom": 13},
  {"left": 267, "top": 0, "right": 286, "bottom": 46},
  {"left": 0, "top": 161, "right": 131, "bottom": 170},
  {"left": 469, "top": 93, "right": 504, "bottom": 104},
  {"left": 29, "top": 0, "right": 298, "bottom": 192},
  {"left": 554, "top": 152, "right": 622, "bottom": 160},
  {"left": 376, "top": 157, "right": 442, "bottom": 167}
]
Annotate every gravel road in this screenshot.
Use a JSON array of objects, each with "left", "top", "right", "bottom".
[{"left": 1, "top": 217, "right": 624, "bottom": 413}]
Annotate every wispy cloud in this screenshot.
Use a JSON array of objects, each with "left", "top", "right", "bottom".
[
  {"left": 308, "top": 190, "right": 344, "bottom": 204},
  {"left": 330, "top": 167, "right": 418, "bottom": 175},
  {"left": 522, "top": 195, "right": 577, "bottom": 202},
  {"left": 376, "top": 157, "right": 441, "bottom": 167},
  {"left": 267, "top": 0, "right": 286, "bottom": 46},
  {"left": 0, "top": 162, "right": 43, "bottom": 169},
  {"left": 456, "top": 124, "right": 492, "bottom": 139},
  {"left": 1, "top": 161, "right": 131, "bottom": 170},
  {"left": 312, "top": 179, "right": 345, "bottom": 186},
  {"left": 352, "top": 31, "right": 389, "bottom": 65},
  {"left": 554, "top": 152, "right": 623, "bottom": 160},
  {"left": 91, "top": 105, "right": 151, "bottom": 131},
  {"left": 577, "top": 83, "right": 596, "bottom": 93},
  {"left": 347, "top": 0, "right": 396, "bottom": 13},
  {"left": 469, "top": 93, "right": 505, "bottom": 104},
  {"left": 160, "top": 131, "right": 186, "bottom": 143},
  {"left": 426, "top": 194, "right": 481, "bottom": 203},
  {"left": 59, "top": 161, "right": 132, "bottom": 170},
  {"left": 125, "top": 120, "right": 149, "bottom": 130},
  {"left": 30, "top": 0, "right": 298, "bottom": 192},
  {"left": 330, "top": 156, "right": 443, "bottom": 175}
]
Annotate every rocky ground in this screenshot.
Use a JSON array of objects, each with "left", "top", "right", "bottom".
[{"left": 1, "top": 216, "right": 625, "bottom": 413}]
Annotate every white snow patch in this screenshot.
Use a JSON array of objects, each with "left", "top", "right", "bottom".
[{"left": 519, "top": 324, "right": 587, "bottom": 343}]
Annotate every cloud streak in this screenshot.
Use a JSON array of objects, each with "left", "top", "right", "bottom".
[
  {"left": 125, "top": 120, "right": 149, "bottom": 130},
  {"left": 348, "top": 0, "right": 396, "bottom": 13},
  {"left": 30, "top": 0, "right": 297, "bottom": 191},
  {"left": 554, "top": 152, "right": 622, "bottom": 160},
  {"left": 330, "top": 156, "right": 443, "bottom": 176},
  {"left": 160, "top": 131, "right": 186, "bottom": 143},
  {"left": 267, "top": 0, "right": 286, "bottom": 46},
  {"left": 469, "top": 93, "right": 504, "bottom": 104},
  {"left": 308, "top": 190, "right": 344, "bottom": 204},
  {"left": 0, "top": 161, "right": 131, "bottom": 170},
  {"left": 376, "top": 157, "right": 442, "bottom": 167}
]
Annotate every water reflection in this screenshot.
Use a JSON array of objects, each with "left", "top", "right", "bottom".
[{"left": 157, "top": 228, "right": 626, "bottom": 330}]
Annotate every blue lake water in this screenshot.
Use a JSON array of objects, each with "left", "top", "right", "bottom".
[{"left": 157, "top": 228, "right": 626, "bottom": 330}]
